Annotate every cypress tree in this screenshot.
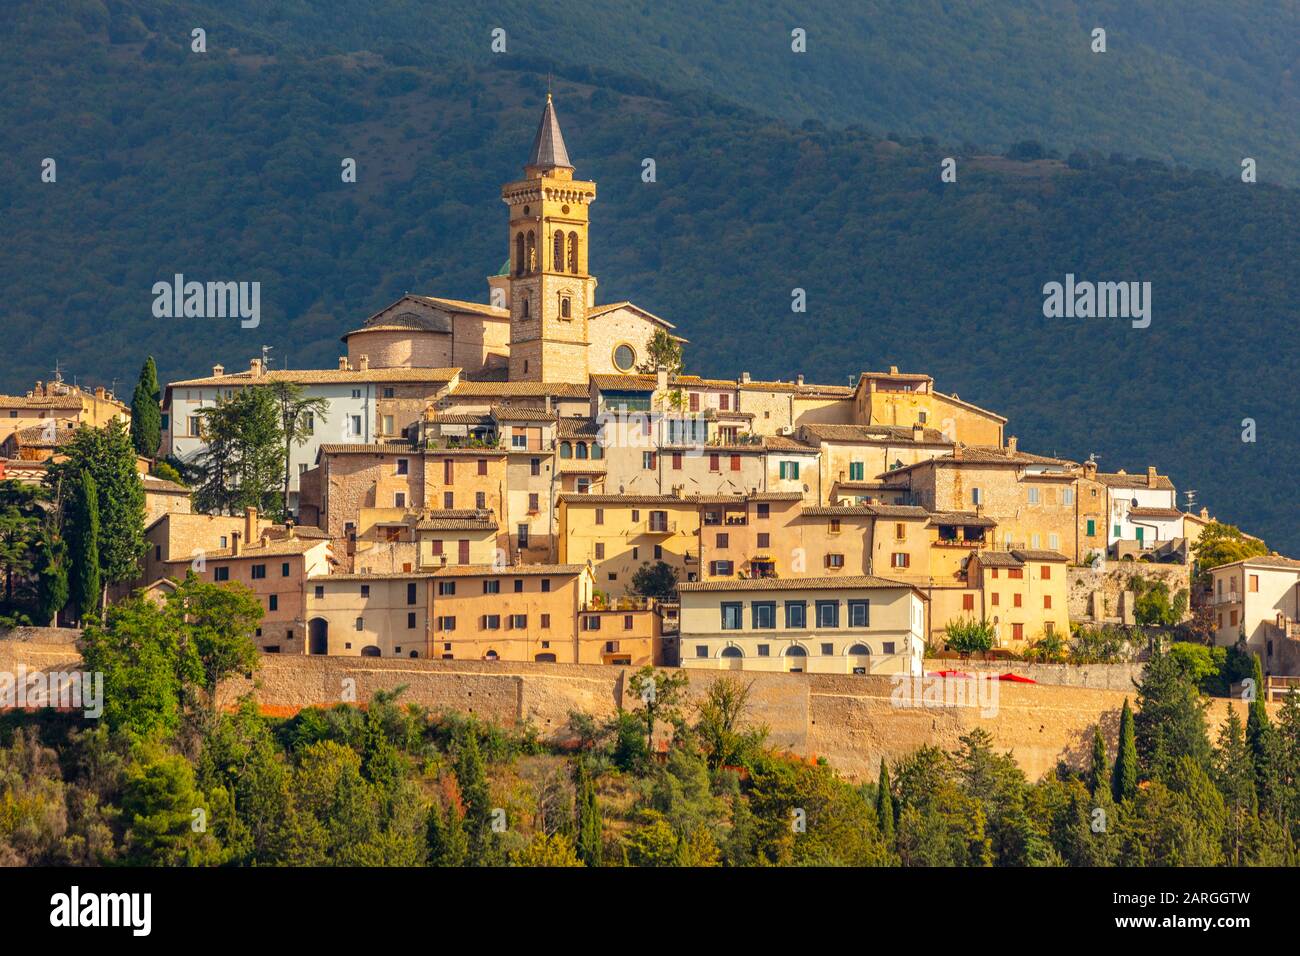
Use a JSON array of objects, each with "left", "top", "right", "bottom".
[
  {"left": 129, "top": 356, "right": 162, "bottom": 458},
  {"left": 574, "top": 758, "right": 604, "bottom": 867},
  {"left": 67, "top": 471, "right": 100, "bottom": 621},
  {"left": 35, "top": 533, "right": 68, "bottom": 626},
  {"left": 1088, "top": 725, "right": 1109, "bottom": 796},
  {"left": 875, "top": 760, "right": 895, "bottom": 842},
  {"left": 1245, "top": 654, "right": 1277, "bottom": 814},
  {"left": 426, "top": 798, "right": 468, "bottom": 867},
  {"left": 1112, "top": 698, "right": 1138, "bottom": 803}
]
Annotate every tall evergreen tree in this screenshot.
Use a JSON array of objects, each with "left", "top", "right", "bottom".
[
  {"left": 875, "top": 760, "right": 895, "bottom": 842},
  {"left": 34, "top": 531, "right": 68, "bottom": 626},
  {"left": 1134, "top": 648, "right": 1211, "bottom": 779},
  {"left": 267, "top": 380, "right": 328, "bottom": 519},
  {"left": 1214, "top": 704, "right": 1257, "bottom": 865},
  {"left": 1088, "top": 725, "right": 1109, "bottom": 796},
  {"left": 573, "top": 757, "right": 604, "bottom": 867},
  {"left": 1112, "top": 698, "right": 1138, "bottom": 803},
  {"left": 129, "top": 356, "right": 162, "bottom": 458},
  {"left": 67, "top": 470, "right": 100, "bottom": 621},
  {"left": 1245, "top": 654, "right": 1279, "bottom": 816}
]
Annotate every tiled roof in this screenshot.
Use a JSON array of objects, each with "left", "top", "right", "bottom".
[
  {"left": 678, "top": 574, "right": 914, "bottom": 593},
  {"left": 429, "top": 413, "right": 493, "bottom": 425},
  {"left": 431, "top": 563, "right": 584, "bottom": 578},
  {"left": 163, "top": 536, "right": 328, "bottom": 561},
  {"left": 317, "top": 442, "right": 418, "bottom": 455},
  {"left": 591, "top": 373, "right": 656, "bottom": 391},
  {"left": 557, "top": 418, "right": 601, "bottom": 438},
  {"left": 558, "top": 493, "right": 695, "bottom": 506},
  {"left": 866, "top": 504, "right": 930, "bottom": 518},
  {"left": 169, "top": 367, "right": 460, "bottom": 388},
  {"left": 972, "top": 551, "right": 1022, "bottom": 568},
  {"left": 802, "top": 423, "right": 951, "bottom": 444},
  {"left": 142, "top": 475, "right": 189, "bottom": 493},
  {"left": 413, "top": 296, "right": 508, "bottom": 318},
  {"left": 11, "top": 422, "right": 76, "bottom": 447},
  {"left": 1012, "top": 549, "right": 1069, "bottom": 563},
  {"left": 1219, "top": 554, "right": 1300, "bottom": 570},
  {"left": 927, "top": 511, "right": 997, "bottom": 528},
  {"left": 1094, "top": 471, "right": 1176, "bottom": 491},
  {"left": 416, "top": 515, "right": 498, "bottom": 531},
  {"left": 491, "top": 405, "right": 555, "bottom": 422},
  {"left": 695, "top": 492, "right": 804, "bottom": 504},
  {"left": 1127, "top": 507, "right": 1184, "bottom": 519},
  {"left": 0, "top": 395, "right": 82, "bottom": 410},
  {"left": 450, "top": 381, "right": 590, "bottom": 398},
  {"left": 800, "top": 506, "right": 876, "bottom": 518}
]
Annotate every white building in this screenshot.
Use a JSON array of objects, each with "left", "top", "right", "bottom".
[
  {"left": 1095, "top": 467, "right": 1180, "bottom": 554},
  {"left": 1209, "top": 555, "right": 1300, "bottom": 668}
]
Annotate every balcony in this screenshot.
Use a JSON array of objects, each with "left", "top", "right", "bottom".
[
  {"left": 1211, "top": 592, "right": 1241, "bottom": 606},
  {"left": 644, "top": 518, "right": 677, "bottom": 535},
  {"left": 934, "top": 536, "right": 986, "bottom": 549}
]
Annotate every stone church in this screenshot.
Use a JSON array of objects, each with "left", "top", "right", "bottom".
[{"left": 342, "top": 94, "right": 680, "bottom": 384}]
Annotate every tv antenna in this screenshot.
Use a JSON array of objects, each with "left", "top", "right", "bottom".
[
  {"left": 1183, "top": 489, "right": 1197, "bottom": 513},
  {"left": 261, "top": 344, "right": 274, "bottom": 369}
]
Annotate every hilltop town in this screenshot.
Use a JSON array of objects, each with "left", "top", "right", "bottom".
[{"left": 2, "top": 96, "right": 1295, "bottom": 686}]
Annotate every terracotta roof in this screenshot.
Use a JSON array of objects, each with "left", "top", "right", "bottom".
[
  {"left": 695, "top": 492, "right": 804, "bottom": 504},
  {"left": 927, "top": 511, "right": 997, "bottom": 528},
  {"left": 678, "top": 574, "right": 914, "bottom": 593},
  {"left": 142, "top": 475, "right": 189, "bottom": 494},
  {"left": 972, "top": 551, "right": 1023, "bottom": 568},
  {"left": 491, "top": 405, "right": 555, "bottom": 422},
  {"left": 802, "top": 423, "right": 951, "bottom": 444},
  {"left": 866, "top": 504, "right": 930, "bottom": 518},
  {"left": 429, "top": 413, "right": 493, "bottom": 425},
  {"left": 799, "top": 506, "right": 876, "bottom": 518},
  {"left": 1127, "top": 507, "right": 1184, "bottom": 519},
  {"left": 856, "top": 370, "right": 934, "bottom": 385},
  {"left": 591, "top": 373, "right": 656, "bottom": 391},
  {"left": 1095, "top": 471, "right": 1176, "bottom": 491},
  {"left": 450, "top": 381, "right": 590, "bottom": 398},
  {"left": 431, "top": 563, "right": 584, "bottom": 578},
  {"left": 880, "top": 445, "right": 1073, "bottom": 477},
  {"left": 558, "top": 493, "right": 695, "bottom": 506},
  {"left": 1011, "top": 549, "right": 1069, "bottom": 563},
  {"left": 412, "top": 296, "right": 508, "bottom": 318},
  {"left": 163, "top": 536, "right": 329, "bottom": 561},
  {"left": 416, "top": 513, "right": 498, "bottom": 531},
  {"left": 0, "top": 395, "right": 82, "bottom": 410},
  {"left": 318, "top": 442, "right": 418, "bottom": 455},
  {"left": 1218, "top": 555, "right": 1300, "bottom": 571},
  {"left": 557, "top": 418, "right": 601, "bottom": 438},
  {"left": 169, "top": 367, "right": 460, "bottom": 388},
  {"left": 10, "top": 422, "right": 76, "bottom": 447}
]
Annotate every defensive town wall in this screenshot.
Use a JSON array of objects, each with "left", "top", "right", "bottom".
[{"left": 0, "top": 639, "right": 1260, "bottom": 782}]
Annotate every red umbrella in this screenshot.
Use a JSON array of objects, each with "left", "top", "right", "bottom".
[{"left": 998, "top": 672, "right": 1037, "bottom": 683}]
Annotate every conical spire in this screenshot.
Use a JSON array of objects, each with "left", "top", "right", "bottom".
[{"left": 527, "top": 93, "right": 572, "bottom": 170}]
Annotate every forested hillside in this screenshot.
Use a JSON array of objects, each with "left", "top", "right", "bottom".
[{"left": 2, "top": 4, "right": 1297, "bottom": 551}]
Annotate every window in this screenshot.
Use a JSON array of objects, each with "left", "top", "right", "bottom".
[
  {"left": 1230, "top": 610, "right": 1239, "bottom": 627},
  {"left": 382, "top": 415, "right": 395, "bottom": 435},
  {"left": 672, "top": 452, "right": 683, "bottom": 470},
  {"left": 721, "top": 603, "right": 743, "bottom": 630},
  {"left": 1044, "top": 595, "right": 1053, "bottom": 609},
  {"left": 1031, "top": 534, "right": 1041, "bottom": 549},
  {"left": 689, "top": 393, "right": 700, "bottom": 411},
  {"left": 214, "top": 566, "right": 229, "bottom": 581},
  {"left": 476, "top": 492, "right": 486, "bottom": 509},
  {"left": 282, "top": 562, "right": 290, "bottom": 577},
  {"left": 971, "top": 487, "right": 983, "bottom": 506},
  {"left": 720, "top": 394, "right": 730, "bottom": 411},
  {"left": 816, "top": 601, "right": 839, "bottom": 628},
  {"left": 991, "top": 593, "right": 1000, "bottom": 606},
  {"left": 359, "top": 584, "right": 370, "bottom": 597},
  {"left": 407, "top": 582, "right": 417, "bottom": 604},
  {"left": 407, "top": 612, "right": 417, "bottom": 629},
  {"left": 716, "top": 533, "right": 729, "bottom": 548},
  {"left": 583, "top": 616, "right": 602, "bottom": 631},
  {"left": 825, "top": 553, "right": 844, "bottom": 569},
  {"left": 695, "top": 645, "right": 709, "bottom": 659},
  {"left": 1027, "top": 487, "right": 1040, "bottom": 505},
  {"left": 483, "top": 580, "right": 500, "bottom": 594},
  {"left": 642, "top": 451, "right": 656, "bottom": 470},
  {"left": 531, "top": 458, "right": 541, "bottom": 476},
  {"left": 709, "top": 453, "right": 720, "bottom": 472},
  {"left": 1048, "top": 533, "right": 1059, "bottom": 551},
  {"left": 757, "top": 644, "right": 770, "bottom": 657},
  {"left": 528, "top": 493, "right": 540, "bottom": 513},
  {"left": 350, "top": 414, "right": 362, "bottom": 437},
  {"left": 962, "top": 593, "right": 975, "bottom": 611},
  {"left": 613, "top": 344, "right": 636, "bottom": 371},
  {"left": 1063, "top": 488, "right": 1075, "bottom": 505},
  {"left": 730, "top": 454, "right": 741, "bottom": 472},
  {"left": 541, "top": 614, "right": 551, "bottom": 628},
  {"left": 268, "top": 595, "right": 278, "bottom": 611},
  {"left": 891, "top": 552, "right": 910, "bottom": 569},
  {"left": 654, "top": 545, "right": 662, "bottom": 559},
  {"left": 595, "top": 543, "right": 605, "bottom": 560},
  {"left": 709, "top": 560, "right": 734, "bottom": 576},
  {"left": 821, "top": 643, "right": 834, "bottom": 656},
  {"left": 829, "top": 518, "right": 841, "bottom": 534},
  {"left": 395, "top": 492, "right": 406, "bottom": 508},
  {"left": 438, "top": 581, "right": 456, "bottom": 596},
  {"left": 510, "top": 614, "right": 527, "bottom": 629},
  {"left": 779, "top": 461, "right": 800, "bottom": 480},
  {"left": 757, "top": 503, "right": 770, "bottom": 519},
  {"left": 512, "top": 432, "right": 527, "bottom": 449},
  {"left": 560, "top": 442, "right": 572, "bottom": 459},
  {"left": 1012, "top": 623, "right": 1024, "bottom": 642},
  {"left": 757, "top": 533, "right": 770, "bottom": 548},
  {"left": 314, "top": 585, "right": 324, "bottom": 599},
  {"left": 1113, "top": 524, "right": 1121, "bottom": 538},
  {"left": 438, "top": 617, "right": 456, "bottom": 632},
  {"left": 752, "top": 602, "right": 776, "bottom": 629},
  {"left": 1008, "top": 568, "right": 1023, "bottom": 579},
  {"left": 251, "top": 564, "right": 266, "bottom": 579},
  {"left": 1249, "top": 574, "right": 1259, "bottom": 592},
  {"left": 482, "top": 615, "right": 501, "bottom": 630},
  {"left": 1041, "top": 565, "right": 1052, "bottom": 580},
  {"left": 785, "top": 602, "right": 807, "bottom": 629},
  {"left": 444, "top": 492, "right": 455, "bottom": 509},
  {"left": 595, "top": 508, "right": 604, "bottom": 525},
  {"left": 355, "top": 617, "right": 364, "bottom": 631},
  {"left": 1013, "top": 593, "right": 1023, "bottom": 607},
  {"left": 849, "top": 461, "right": 865, "bottom": 481},
  {"left": 1086, "top": 519, "right": 1096, "bottom": 536},
  {"left": 541, "top": 579, "right": 551, "bottom": 593},
  {"left": 895, "top": 523, "right": 907, "bottom": 540},
  {"left": 848, "top": 600, "right": 869, "bottom": 627}
]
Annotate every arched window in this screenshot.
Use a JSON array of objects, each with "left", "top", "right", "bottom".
[
  {"left": 720, "top": 646, "right": 743, "bottom": 658},
  {"left": 554, "top": 231, "right": 564, "bottom": 271},
  {"left": 848, "top": 643, "right": 870, "bottom": 656},
  {"left": 514, "top": 233, "right": 525, "bottom": 276},
  {"left": 526, "top": 231, "right": 536, "bottom": 273},
  {"left": 559, "top": 442, "right": 572, "bottom": 459},
  {"left": 784, "top": 645, "right": 807, "bottom": 657},
  {"left": 560, "top": 297, "right": 571, "bottom": 319},
  {"left": 613, "top": 344, "right": 636, "bottom": 371},
  {"left": 591, "top": 442, "right": 604, "bottom": 460},
  {"left": 568, "top": 232, "right": 579, "bottom": 273},
  {"left": 575, "top": 442, "right": 588, "bottom": 460},
  {"left": 485, "top": 650, "right": 499, "bottom": 661}
]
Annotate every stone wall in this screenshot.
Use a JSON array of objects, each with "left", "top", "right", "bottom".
[
  {"left": 0, "top": 642, "right": 1265, "bottom": 782},
  {"left": 925, "top": 658, "right": 1144, "bottom": 690},
  {"left": 1068, "top": 562, "right": 1191, "bottom": 622}
]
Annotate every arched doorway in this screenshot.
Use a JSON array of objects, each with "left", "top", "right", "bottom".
[
  {"left": 720, "top": 645, "right": 744, "bottom": 671},
  {"left": 535, "top": 653, "right": 557, "bottom": 663},
  {"left": 308, "top": 617, "right": 328, "bottom": 655},
  {"left": 784, "top": 645, "right": 807, "bottom": 673},
  {"left": 360, "top": 645, "right": 381, "bottom": 657},
  {"left": 848, "top": 643, "right": 870, "bottom": 675}
]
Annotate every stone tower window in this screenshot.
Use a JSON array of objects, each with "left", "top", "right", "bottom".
[
  {"left": 567, "top": 232, "right": 579, "bottom": 273},
  {"left": 514, "top": 233, "right": 525, "bottom": 276},
  {"left": 521, "top": 296, "right": 529, "bottom": 319},
  {"left": 553, "top": 231, "right": 564, "bottom": 271},
  {"left": 526, "top": 231, "right": 536, "bottom": 273},
  {"left": 560, "top": 296, "right": 572, "bottom": 319}
]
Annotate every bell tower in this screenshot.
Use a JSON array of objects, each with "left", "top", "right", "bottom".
[{"left": 503, "top": 94, "right": 597, "bottom": 383}]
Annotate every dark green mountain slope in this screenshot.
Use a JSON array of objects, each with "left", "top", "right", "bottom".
[
  {"left": 2, "top": 10, "right": 1297, "bottom": 551},
  {"left": 29, "top": 0, "right": 1300, "bottom": 184}
]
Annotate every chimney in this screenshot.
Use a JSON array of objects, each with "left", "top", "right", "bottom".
[
  {"left": 740, "top": 371, "right": 751, "bottom": 384},
  {"left": 953, "top": 445, "right": 964, "bottom": 460},
  {"left": 1082, "top": 460, "right": 1097, "bottom": 480},
  {"left": 796, "top": 374, "right": 805, "bottom": 386},
  {"left": 244, "top": 506, "right": 257, "bottom": 546},
  {"left": 338, "top": 356, "right": 350, "bottom": 371},
  {"left": 249, "top": 357, "right": 263, "bottom": 377},
  {"left": 94, "top": 386, "right": 105, "bottom": 399},
  {"left": 358, "top": 355, "right": 370, "bottom": 372},
  {"left": 1146, "top": 466, "right": 1158, "bottom": 489},
  {"left": 544, "top": 395, "right": 553, "bottom": 414},
  {"left": 230, "top": 531, "right": 241, "bottom": 556},
  {"left": 212, "top": 364, "right": 225, "bottom": 377},
  {"left": 1200, "top": 507, "right": 1209, "bottom": 520},
  {"left": 912, "top": 421, "right": 924, "bottom": 442},
  {"left": 837, "top": 470, "right": 845, "bottom": 483},
  {"left": 656, "top": 364, "right": 668, "bottom": 393},
  {"left": 1006, "top": 435, "right": 1018, "bottom": 455},
  {"left": 889, "top": 365, "right": 899, "bottom": 375}
]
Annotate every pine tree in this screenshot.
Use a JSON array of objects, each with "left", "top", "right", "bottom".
[
  {"left": 454, "top": 723, "right": 493, "bottom": 861},
  {"left": 1214, "top": 704, "right": 1257, "bottom": 865},
  {"left": 1088, "top": 725, "right": 1109, "bottom": 796},
  {"left": 129, "top": 356, "right": 162, "bottom": 458},
  {"left": 67, "top": 470, "right": 100, "bottom": 622},
  {"left": 1112, "top": 698, "right": 1138, "bottom": 803},
  {"left": 426, "top": 796, "right": 468, "bottom": 867},
  {"left": 875, "top": 760, "right": 895, "bottom": 843},
  {"left": 1245, "top": 654, "right": 1278, "bottom": 814},
  {"left": 573, "top": 757, "right": 604, "bottom": 867}
]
